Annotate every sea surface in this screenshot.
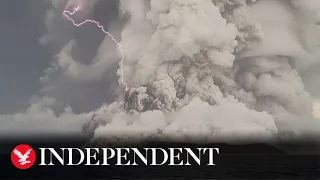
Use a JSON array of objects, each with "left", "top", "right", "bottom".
[{"left": 0, "top": 140, "right": 319, "bottom": 179}]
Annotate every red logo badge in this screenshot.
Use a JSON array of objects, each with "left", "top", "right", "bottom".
[{"left": 11, "top": 144, "right": 36, "bottom": 169}]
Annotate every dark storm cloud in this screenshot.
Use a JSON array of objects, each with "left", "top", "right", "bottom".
[
  {"left": 38, "top": 0, "right": 123, "bottom": 113},
  {"left": 0, "top": 0, "right": 122, "bottom": 113}
]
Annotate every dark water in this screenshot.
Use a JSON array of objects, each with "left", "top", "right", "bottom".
[
  {"left": 0, "top": 139, "right": 319, "bottom": 179},
  {"left": 94, "top": 155, "right": 319, "bottom": 179},
  {"left": 2, "top": 153, "right": 318, "bottom": 179},
  {"left": 218, "top": 154, "right": 319, "bottom": 179}
]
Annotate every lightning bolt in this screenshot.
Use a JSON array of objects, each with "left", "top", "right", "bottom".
[{"left": 63, "top": 7, "right": 128, "bottom": 91}]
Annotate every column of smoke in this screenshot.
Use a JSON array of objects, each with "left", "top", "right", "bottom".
[{"left": 57, "top": 0, "right": 320, "bottom": 145}]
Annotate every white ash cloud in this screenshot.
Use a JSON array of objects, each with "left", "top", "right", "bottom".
[
  {"left": 83, "top": 0, "right": 320, "bottom": 145},
  {"left": 92, "top": 97, "right": 277, "bottom": 144},
  {"left": 0, "top": 96, "right": 92, "bottom": 137},
  {"left": 85, "top": 0, "right": 276, "bottom": 144}
]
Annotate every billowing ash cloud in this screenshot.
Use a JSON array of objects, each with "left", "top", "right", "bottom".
[{"left": 83, "top": 0, "right": 320, "bottom": 145}]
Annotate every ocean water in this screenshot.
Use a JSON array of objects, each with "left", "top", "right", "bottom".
[
  {"left": 31, "top": 154, "right": 318, "bottom": 179},
  {"left": 0, "top": 140, "right": 319, "bottom": 179}
]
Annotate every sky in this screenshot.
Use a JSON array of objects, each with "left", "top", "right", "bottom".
[{"left": 0, "top": 0, "right": 51, "bottom": 113}]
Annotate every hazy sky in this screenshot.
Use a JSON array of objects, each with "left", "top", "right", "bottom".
[{"left": 0, "top": 0, "right": 51, "bottom": 112}]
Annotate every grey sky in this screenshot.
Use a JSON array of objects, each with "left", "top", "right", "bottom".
[{"left": 0, "top": 0, "right": 51, "bottom": 113}]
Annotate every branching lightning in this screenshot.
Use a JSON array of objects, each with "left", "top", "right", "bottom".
[{"left": 63, "top": 7, "right": 129, "bottom": 91}]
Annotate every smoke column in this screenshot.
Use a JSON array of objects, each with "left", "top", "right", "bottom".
[{"left": 47, "top": 0, "right": 320, "bottom": 145}]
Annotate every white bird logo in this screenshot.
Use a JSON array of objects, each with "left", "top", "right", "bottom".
[{"left": 13, "top": 148, "right": 32, "bottom": 165}]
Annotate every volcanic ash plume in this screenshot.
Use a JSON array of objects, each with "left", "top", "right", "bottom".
[{"left": 83, "top": 0, "right": 320, "bottom": 145}]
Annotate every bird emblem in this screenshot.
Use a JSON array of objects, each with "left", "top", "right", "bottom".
[{"left": 13, "top": 148, "right": 32, "bottom": 165}]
